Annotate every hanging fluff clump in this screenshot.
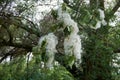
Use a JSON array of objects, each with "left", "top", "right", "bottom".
[
  {"left": 38, "top": 33, "right": 58, "bottom": 68},
  {"left": 57, "top": 7, "right": 82, "bottom": 63}
]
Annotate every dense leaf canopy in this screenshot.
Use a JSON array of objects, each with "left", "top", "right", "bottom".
[{"left": 0, "top": 0, "right": 120, "bottom": 80}]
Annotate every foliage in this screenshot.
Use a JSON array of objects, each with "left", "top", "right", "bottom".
[
  {"left": 0, "top": 56, "right": 74, "bottom": 80},
  {"left": 0, "top": 0, "right": 120, "bottom": 80}
]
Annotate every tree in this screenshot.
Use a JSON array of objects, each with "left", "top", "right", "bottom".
[{"left": 0, "top": 0, "right": 120, "bottom": 80}]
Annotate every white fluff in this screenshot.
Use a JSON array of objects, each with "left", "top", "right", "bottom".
[
  {"left": 95, "top": 21, "right": 101, "bottom": 29},
  {"left": 98, "top": 9, "right": 105, "bottom": 20},
  {"left": 71, "top": 33, "right": 82, "bottom": 60},
  {"left": 38, "top": 33, "right": 58, "bottom": 68},
  {"left": 38, "top": 36, "right": 46, "bottom": 47},
  {"left": 98, "top": 9, "right": 107, "bottom": 26},
  {"left": 101, "top": 19, "right": 107, "bottom": 26},
  {"left": 64, "top": 33, "right": 82, "bottom": 61},
  {"left": 45, "top": 33, "right": 58, "bottom": 53},
  {"left": 46, "top": 52, "right": 54, "bottom": 68},
  {"left": 58, "top": 7, "right": 82, "bottom": 62},
  {"left": 38, "top": 33, "right": 58, "bottom": 53},
  {"left": 58, "top": 8, "right": 79, "bottom": 33},
  {"left": 94, "top": 9, "right": 107, "bottom": 29},
  {"left": 64, "top": 37, "right": 73, "bottom": 56}
]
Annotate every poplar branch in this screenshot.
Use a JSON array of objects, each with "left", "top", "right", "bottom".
[
  {"left": 0, "top": 14, "right": 41, "bottom": 37},
  {"left": 106, "top": 0, "right": 120, "bottom": 21},
  {"left": 0, "top": 39, "right": 33, "bottom": 51},
  {"left": 111, "top": 0, "right": 120, "bottom": 15},
  {"left": 0, "top": 48, "right": 18, "bottom": 63}
]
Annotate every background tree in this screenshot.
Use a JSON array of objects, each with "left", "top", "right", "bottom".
[{"left": 0, "top": 0, "right": 120, "bottom": 80}]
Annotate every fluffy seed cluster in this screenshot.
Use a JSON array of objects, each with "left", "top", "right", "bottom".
[
  {"left": 58, "top": 7, "right": 82, "bottom": 62},
  {"left": 95, "top": 9, "right": 107, "bottom": 29},
  {"left": 38, "top": 33, "right": 58, "bottom": 68}
]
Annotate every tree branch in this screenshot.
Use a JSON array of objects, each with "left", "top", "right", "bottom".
[
  {"left": 113, "top": 48, "right": 120, "bottom": 53},
  {"left": 111, "top": 0, "right": 120, "bottom": 15},
  {"left": 0, "top": 14, "right": 41, "bottom": 37},
  {"left": 0, "top": 39, "right": 33, "bottom": 51},
  {"left": 99, "top": 0, "right": 104, "bottom": 10},
  {"left": 0, "top": 48, "right": 18, "bottom": 63},
  {"left": 106, "top": 0, "right": 120, "bottom": 21}
]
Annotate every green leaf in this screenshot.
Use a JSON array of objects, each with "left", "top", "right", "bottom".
[
  {"left": 32, "top": 46, "right": 40, "bottom": 55},
  {"left": 51, "top": 9, "right": 58, "bottom": 19},
  {"left": 64, "top": 26, "right": 72, "bottom": 36},
  {"left": 65, "top": 55, "right": 75, "bottom": 68}
]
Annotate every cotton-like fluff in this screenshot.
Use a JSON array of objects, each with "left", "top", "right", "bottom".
[
  {"left": 64, "top": 33, "right": 82, "bottom": 61},
  {"left": 45, "top": 33, "right": 58, "bottom": 68},
  {"left": 95, "top": 9, "right": 107, "bottom": 29},
  {"left": 58, "top": 7, "right": 79, "bottom": 33},
  {"left": 98, "top": 9, "right": 107, "bottom": 26},
  {"left": 38, "top": 36, "right": 46, "bottom": 47},
  {"left": 72, "top": 34, "right": 82, "bottom": 60},
  {"left": 62, "top": 13, "right": 79, "bottom": 33},
  {"left": 98, "top": 9, "right": 105, "bottom": 19},
  {"left": 45, "top": 33, "right": 58, "bottom": 53},
  {"left": 38, "top": 33, "right": 58, "bottom": 68},
  {"left": 95, "top": 21, "right": 101, "bottom": 29},
  {"left": 58, "top": 7, "right": 82, "bottom": 62},
  {"left": 46, "top": 53, "right": 54, "bottom": 68},
  {"left": 101, "top": 19, "right": 107, "bottom": 26}
]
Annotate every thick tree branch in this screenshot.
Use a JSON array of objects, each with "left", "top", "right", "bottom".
[
  {"left": 0, "top": 39, "right": 33, "bottom": 51},
  {"left": 0, "top": 48, "right": 18, "bottom": 63},
  {"left": 13, "top": 16, "right": 41, "bottom": 37},
  {"left": 0, "top": 14, "right": 41, "bottom": 37},
  {"left": 0, "top": 47, "right": 29, "bottom": 63}
]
